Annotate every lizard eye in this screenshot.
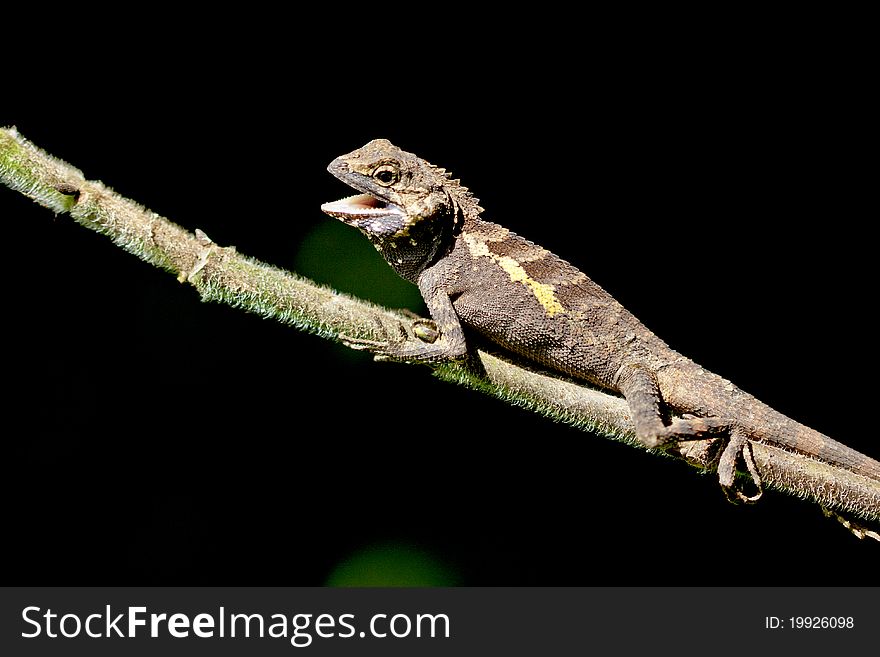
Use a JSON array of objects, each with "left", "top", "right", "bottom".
[{"left": 372, "top": 164, "right": 399, "bottom": 186}]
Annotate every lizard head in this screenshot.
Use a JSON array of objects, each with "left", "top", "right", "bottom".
[{"left": 321, "top": 140, "right": 482, "bottom": 275}]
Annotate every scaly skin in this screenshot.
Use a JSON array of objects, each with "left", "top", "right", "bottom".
[{"left": 321, "top": 139, "right": 880, "bottom": 497}]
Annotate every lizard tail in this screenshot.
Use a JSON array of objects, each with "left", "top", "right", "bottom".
[
  {"left": 664, "top": 362, "right": 880, "bottom": 482},
  {"left": 759, "top": 414, "right": 880, "bottom": 482}
]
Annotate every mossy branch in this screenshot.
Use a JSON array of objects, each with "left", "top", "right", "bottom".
[{"left": 2, "top": 127, "right": 878, "bottom": 529}]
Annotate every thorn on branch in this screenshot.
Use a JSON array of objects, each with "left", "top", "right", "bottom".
[
  {"left": 53, "top": 183, "right": 80, "bottom": 202},
  {"left": 179, "top": 228, "right": 216, "bottom": 283}
]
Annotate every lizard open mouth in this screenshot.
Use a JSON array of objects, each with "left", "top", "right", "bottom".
[{"left": 321, "top": 193, "right": 404, "bottom": 224}]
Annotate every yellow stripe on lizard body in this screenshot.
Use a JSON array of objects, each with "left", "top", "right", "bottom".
[{"left": 463, "top": 233, "right": 566, "bottom": 317}]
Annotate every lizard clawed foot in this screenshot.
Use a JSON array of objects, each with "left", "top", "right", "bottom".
[
  {"left": 339, "top": 314, "right": 440, "bottom": 361},
  {"left": 339, "top": 334, "right": 387, "bottom": 351},
  {"left": 639, "top": 414, "right": 730, "bottom": 448},
  {"left": 717, "top": 429, "right": 763, "bottom": 504},
  {"left": 339, "top": 315, "right": 397, "bottom": 361},
  {"left": 663, "top": 415, "right": 731, "bottom": 441},
  {"left": 639, "top": 415, "right": 763, "bottom": 502},
  {"left": 338, "top": 334, "right": 402, "bottom": 362}
]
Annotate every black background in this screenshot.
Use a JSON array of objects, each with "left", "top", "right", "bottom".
[{"left": 2, "top": 22, "right": 877, "bottom": 585}]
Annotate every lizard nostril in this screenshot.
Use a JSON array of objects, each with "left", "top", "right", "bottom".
[{"left": 328, "top": 158, "right": 349, "bottom": 175}]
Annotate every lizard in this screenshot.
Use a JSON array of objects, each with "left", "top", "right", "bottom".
[{"left": 320, "top": 138, "right": 880, "bottom": 503}]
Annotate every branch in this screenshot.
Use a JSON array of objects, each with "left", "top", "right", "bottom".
[{"left": 2, "top": 127, "right": 878, "bottom": 527}]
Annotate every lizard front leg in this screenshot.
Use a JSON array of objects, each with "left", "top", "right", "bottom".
[{"left": 343, "top": 273, "right": 468, "bottom": 363}]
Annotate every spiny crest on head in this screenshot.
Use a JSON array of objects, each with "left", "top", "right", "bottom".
[{"left": 426, "top": 160, "right": 484, "bottom": 218}]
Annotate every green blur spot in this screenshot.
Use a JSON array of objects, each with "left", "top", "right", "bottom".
[
  {"left": 325, "top": 543, "right": 460, "bottom": 587},
  {"left": 294, "top": 221, "right": 424, "bottom": 312}
]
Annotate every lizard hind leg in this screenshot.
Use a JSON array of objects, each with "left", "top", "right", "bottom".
[
  {"left": 616, "top": 365, "right": 671, "bottom": 449},
  {"left": 617, "top": 365, "right": 763, "bottom": 501},
  {"left": 617, "top": 365, "right": 731, "bottom": 448}
]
